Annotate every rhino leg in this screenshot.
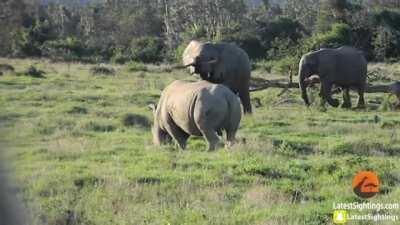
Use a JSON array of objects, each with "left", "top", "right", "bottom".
[{"left": 165, "top": 116, "right": 189, "bottom": 150}]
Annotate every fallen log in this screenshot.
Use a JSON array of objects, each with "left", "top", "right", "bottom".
[
  {"left": 249, "top": 78, "right": 396, "bottom": 94},
  {"left": 250, "top": 79, "right": 298, "bottom": 92}
]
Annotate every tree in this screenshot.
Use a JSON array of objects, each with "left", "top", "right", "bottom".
[{"left": 0, "top": 0, "right": 31, "bottom": 55}]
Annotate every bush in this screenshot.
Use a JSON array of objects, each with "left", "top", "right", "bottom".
[
  {"left": 24, "top": 65, "right": 45, "bottom": 78},
  {"left": 111, "top": 49, "right": 131, "bottom": 64},
  {"left": 0, "top": 64, "right": 15, "bottom": 72},
  {"left": 85, "top": 121, "right": 116, "bottom": 132},
  {"left": 130, "top": 36, "right": 164, "bottom": 63},
  {"left": 121, "top": 113, "right": 151, "bottom": 128},
  {"left": 173, "top": 42, "right": 188, "bottom": 63},
  {"left": 271, "top": 55, "right": 298, "bottom": 75},
  {"left": 67, "top": 106, "right": 88, "bottom": 114},
  {"left": 127, "top": 62, "right": 148, "bottom": 72},
  {"left": 303, "top": 23, "right": 352, "bottom": 51},
  {"left": 41, "top": 37, "right": 84, "bottom": 61},
  {"left": 14, "top": 19, "right": 55, "bottom": 57},
  {"left": 256, "top": 17, "right": 305, "bottom": 58},
  {"left": 90, "top": 66, "right": 115, "bottom": 76}
]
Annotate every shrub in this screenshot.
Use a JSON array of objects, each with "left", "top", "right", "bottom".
[
  {"left": 41, "top": 37, "right": 84, "bottom": 61},
  {"left": 121, "top": 113, "right": 151, "bottom": 128},
  {"left": 303, "top": 23, "right": 352, "bottom": 51},
  {"left": 270, "top": 55, "right": 298, "bottom": 76},
  {"left": 256, "top": 17, "right": 305, "bottom": 59},
  {"left": 84, "top": 121, "right": 116, "bottom": 132},
  {"left": 111, "top": 49, "right": 131, "bottom": 64},
  {"left": 90, "top": 66, "right": 115, "bottom": 76},
  {"left": 379, "top": 95, "right": 394, "bottom": 112},
  {"left": 24, "top": 65, "right": 45, "bottom": 78},
  {"left": 130, "top": 36, "right": 164, "bottom": 63},
  {"left": 14, "top": 19, "right": 55, "bottom": 57},
  {"left": 67, "top": 106, "right": 88, "bottom": 114},
  {"left": 0, "top": 64, "right": 15, "bottom": 72},
  {"left": 127, "top": 62, "right": 148, "bottom": 72},
  {"left": 173, "top": 42, "right": 188, "bottom": 63}
]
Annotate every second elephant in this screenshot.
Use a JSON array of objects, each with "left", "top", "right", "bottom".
[
  {"left": 299, "top": 46, "right": 367, "bottom": 108},
  {"left": 182, "top": 40, "right": 252, "bottom": 113}
]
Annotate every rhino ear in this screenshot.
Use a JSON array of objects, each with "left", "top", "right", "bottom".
[{"left": 147, "top": 104, "right": 157, "bottom": 114}]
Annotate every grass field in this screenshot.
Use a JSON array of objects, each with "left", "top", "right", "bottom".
[{"left": 1, "top": 58, "right": 400, "bottom": 225}]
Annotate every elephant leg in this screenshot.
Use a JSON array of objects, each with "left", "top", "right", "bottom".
[
  {"left": 396, "top": 94, "right": 400, "bottom": 109},
  {"left": 238, "top": 88, "right": 252, "bottom": 114},
  {"left": 356, "top": 87, "right": 366, "bottom": 108},
  {"left": 164, "top": 116, "right": 189, "bottom": 150},
  {"left": 319, "top": 88, "right": 326, "bottom": 107},
  {"left": 321, "top": 81, "right": 339, "bottom": 107},
  {"left": 200, "top": 129, "right": 220, "bottom": 151},
  {"left": 225, "top": 130, "right": 236, "bottom": 149},
  {"left": 341, "top": 88, "right": 352, "bottom": 108}
]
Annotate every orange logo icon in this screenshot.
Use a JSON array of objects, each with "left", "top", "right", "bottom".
[{"left": 352, "top": 171, "right": 379, "bottom": 198}]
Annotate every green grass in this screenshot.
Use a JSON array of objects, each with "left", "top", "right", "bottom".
[{"left": 1, "top": 58, "right": 400, "bottom": 225}]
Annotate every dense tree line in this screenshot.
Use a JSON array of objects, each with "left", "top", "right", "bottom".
[{"left": 1, "top": 0, "right": 400, "bottom": 68}]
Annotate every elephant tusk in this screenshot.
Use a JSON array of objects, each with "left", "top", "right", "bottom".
[
  {"left": 183, "top": 62, "right": 196, "bottom": 67},
  {"left": 206, "top": 59, "right": 218, "bottom": 64}
]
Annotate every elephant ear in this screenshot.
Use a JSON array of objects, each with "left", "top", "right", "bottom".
[
  {"left": 306, "top": 53, "right": 319, "bottom": 73},
  {"left": 212, "top": 58, "right": 225, "bottom": 82}
]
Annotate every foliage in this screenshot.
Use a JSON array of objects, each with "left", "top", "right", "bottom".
[
  {"left": 303, "top": 23, "right": 352, "bottom": 51},
  {"left": 121, "top": 113, "right": 151, "bottom": 128},
  {"left": 41, "top": 37, "right": 84, "bottom": 61},
  {"left": 372, "top": 10, "right": 400, "bottom": 61},
  {"left": 127, "top": 62, "right": 148, "bottom": 72},
  {"left": 0, "top": 64, "right": 15, "bottom": 72},
  {"left": 3, "top": 1, "right": 400, "bottom": 64},
  {"left": 14, "top": 19, "right": 56, "bottom": 57},
  {"left": 90, "top": 66, "right": 115, "bottom": 76},
  {"left": 24, "top": 65, "right": 46, "bottom": 78},
  {"left": 130, "top": 37, "right": 164, "bottom": 63}
]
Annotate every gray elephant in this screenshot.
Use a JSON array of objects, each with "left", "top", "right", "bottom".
[
  {"left": 150, "top": 80, "right": 241, "bottom": 151},
  {"left": 182, "top": 40, "right": 252, "bottom": 113},
  {"left": 299, "top": 46, "right": 367, "bottom": 108}
]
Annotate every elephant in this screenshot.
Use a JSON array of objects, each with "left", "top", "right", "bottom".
[
  {"left": 149, "top": 80, "right": 241, "bottom": 151},
  {"left": 182, "top": 40, "right": 252, "bottom": 113},
  {"left": 298, "top": 46, "right": 367, "bottom": 108}
]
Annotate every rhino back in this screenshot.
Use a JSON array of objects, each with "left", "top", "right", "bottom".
[{"left": 158, "top": 81, "right": 212, "bottom": 135}]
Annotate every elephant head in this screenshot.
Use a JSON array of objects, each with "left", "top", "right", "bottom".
[
  {"left": 298, "top": 53, "right": 319, "bottom": 106},
  {"left": 183, "top": 41, "right": 225, "bottom": 83},
  {"left": 148, "top": 104, "right": 171, "bottom": 146}
]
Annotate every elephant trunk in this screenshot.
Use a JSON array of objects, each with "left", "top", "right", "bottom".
[{"left": 299, "top": 66, "right": 310, "bottom": 106}]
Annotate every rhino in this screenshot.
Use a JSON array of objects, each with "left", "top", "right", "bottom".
[{"left": 149, "top": 80, "right": 241, "bottom": 151}]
